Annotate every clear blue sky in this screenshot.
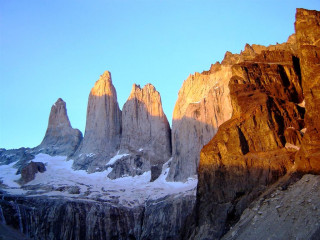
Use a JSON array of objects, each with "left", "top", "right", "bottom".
[{"left": 1, "top": 0, "right": 319, "bottom": 149}]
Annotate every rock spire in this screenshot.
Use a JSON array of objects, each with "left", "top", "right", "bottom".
[
  {"left": 121, "top": 83, "right": 171, "bottom": 158},
  {"left": 36, "top": 98, "right": 82, "bottom": 156},
  {"left": 107, "top": 83, "right": 171, "bottom": 180},
  {"left": 71, "top": 71, "right": 122, "bottom": 171}
]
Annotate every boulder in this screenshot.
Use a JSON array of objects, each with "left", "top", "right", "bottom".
[{"left": 20, "top": 161, "right": 46, "bottom": 184}]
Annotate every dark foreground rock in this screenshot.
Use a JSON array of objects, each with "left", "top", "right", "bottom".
[
  {"left": 0, "top": 194, "right": 195, "bottom": 240},
  {"left": 19, "top": 162, "right": 46, "bottom": 184}
]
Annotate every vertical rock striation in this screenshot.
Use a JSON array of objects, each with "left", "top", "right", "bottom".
[
  {"left": 0, "top": 194, "right": 195, "bottom": 240},
  {"left": 107, "top": 84, "right": 171, "bottom": 180},
  {"left": 167, "top": 62, "right": 233, "bottom": 182},
  {"left": 72, "top": 71, "right": 122, "bottom": 172},
  {"left": 36, "top": 98, "right": 82, "bottom": 156},
  {"left": 295, "top": 8, "right": 320, "bottom": 173},
  {"left": 121, "top": 84, "right": 171, "bottom": 159}
]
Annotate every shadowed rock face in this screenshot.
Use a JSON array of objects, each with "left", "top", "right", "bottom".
[
  {"left": 72, "top": 71, "right": 122, "bottom": 172},
  {"left": 0, "top": 194, "right": 195, "bottom": 240},
  {"left": 295, "top": 8, "right": 320, "bottom": 173},
  {"left": 36, "top": 98, "right": 82, "bottom": 156},
  {"left": 186, "top": 33, "right": 306, "bottom": 239},
  {"left": 167, "top": 63, "right": 233, "bottom": 182}
]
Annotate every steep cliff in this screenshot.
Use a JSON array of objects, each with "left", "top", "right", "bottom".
[
  {"left": 36, "top": 98, "right": 82, "bottom": 156},
  {"left": 295, "top": 8, "right": 320, "bottom": 173},
  {"left": 107, "top": 84, "right": 171, "bottom": 180},
  {"left": 167, "top": 36, "right": 300, "bottom": 182},
  {"left": 71, "top": 71, "right": 122, "bottom": 172},
  {"left": 187, "top": 34, "right": 306, "bottom": 239},
  {"left": 167, "top": 62, "right": 233, "bottom": 182}
]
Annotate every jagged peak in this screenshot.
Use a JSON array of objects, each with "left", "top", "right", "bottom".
[
  {"left": 129, "top": 83, "right": 158, "bottom": 97},
  {"left": 99, "top": 70, "right": 112, "bottom": 82},
  {"left": 53, "top": 98, "right": 66, "bottom": 107},
  {"left": 90, "top": 70, "right": 117, "bottom": 97}
]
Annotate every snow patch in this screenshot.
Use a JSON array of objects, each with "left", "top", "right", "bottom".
[
  {"left": 0, "top": 154, "right": 197, "bottom": 207},
  {"left": 106, "top": 151, "right": 129, "bottom": 165},
  {"left": 0, "top": 161, "right": 21, "bottom": 188}
]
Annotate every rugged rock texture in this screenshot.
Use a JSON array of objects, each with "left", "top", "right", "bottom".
[
  {"left": 35, "top": 98, "right": 82, "bottom": 156},
  {"left": 108, "top": 84, "right": 171, "bottom": 179},
  {"left": 167, "top": 34, "right": 301, "bottom": 182},
  {"left": 0, "top": 194, "right": 195, "bottom": 240},
  {"left": 19, "top": 162, "right": 46, "bottom": 184},
  {"left": 0, "top": 148, "right": 35, "bottom": 174},
  {"left": 140, "top": 195, "right": 196, "bottom": 239},
  {"left": 222, "top": 174, "right": 320, "bottom": 240},
  {"left": 167, "top": 62, "right": 233, "bottom": 182},
  {"left": 72, "top": 71, "right": 122, "bottom": 172},
  {"left": 121, "top": 84, "right": 171, "bottom": 158},
  {"left": 187, "top": 36, "right": 305, "bottom": 239},
  {"left": 295, "top": 8, "right": 320, "bottom": 173}
]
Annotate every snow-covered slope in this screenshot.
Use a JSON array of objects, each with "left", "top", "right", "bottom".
[{"left": 0, "top": 154, "right": 197, "bottom": 208}]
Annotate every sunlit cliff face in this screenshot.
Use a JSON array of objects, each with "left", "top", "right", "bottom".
[
  {"left": 90, "top": 71, "right": 117, "bottom": 98},
  {"left": 172, "top": 64, "right": 233, "bottom": 126},
  {"left": 126, "top": 83, "right": 167, "bottom": 118}
]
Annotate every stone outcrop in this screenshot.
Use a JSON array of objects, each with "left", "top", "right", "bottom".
[
  {"left": 295, "top": 8, "right": 320, "bottom": 173},
  {"left": 19, "top": 162, "right": 46, "bottom": 184},
  {"left": 186, "top": 34, "right": 305, "bottom": 239},
  {"left": 107, "top": 84, "right": 171, "bottom": 179},
  {"left": 36, "top": 98, "right": 82, "bottom": 156},
  {"left": 167, "top": 62, "right": 233, "bottom": 182},
  {"left": 71, "top": 71, "right": 122, "bottom": 172}
]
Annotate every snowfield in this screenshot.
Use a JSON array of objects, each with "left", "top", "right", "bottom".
[{"left": 0, "top": 154, "right": 197, "bottom": 207}]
